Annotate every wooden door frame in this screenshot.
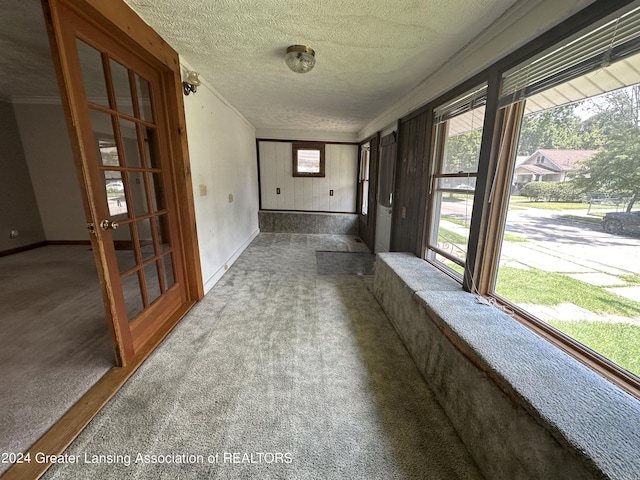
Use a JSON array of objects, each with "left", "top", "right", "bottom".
[
  {"left": 45, "top": 0, "right": 204, "bottom": 306},
  {"left": 2, "top": 1, "right": 203, "bottom": 478}
]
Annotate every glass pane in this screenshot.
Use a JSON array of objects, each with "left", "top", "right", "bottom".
[
  {"left": 90, "top": 110, "right": 119, "bottom": 166},
  {"left": 155, "top": 215, "right": 172, "bottom": 252},
  {"left": 297, "top": 150, "right": 321, "bottom": 173},
  {"left": 135, "top": 74, "right": 154, "bottom": 122},
  {"left": 144, "top": 262, "right": 161, "bottom": 305},
  {"left": 120, "top": 119, "right": 142, "bottom": 167},
  {"left": 435, "top": 176, "right": 476, "bottom": 192},
  {"left": 161, "top": 253, "right": 175, "bottom": 291},
  {"left": 434, "top": 252, "right": 464, "bottom": 276},
  {"left": 128, "top": 171, "right": 149, "bottom": 216},
  {"left": 110, "top": 59, "right": 134, "bottom": 116},
  {"left": 114, "top": 223, "right": 137, "bottom": 273},
  {"left": 144, "top": 127, "right": 161, "bottom": 169},
  {"left": 103, "top": 170, "right": 127, "bottom": 217},
  {"left": 430, "top": 184, "right": 474, "bottom": 264},
  {"left": 441, "top": 106, "right": 484, "bottom": 174},
  {"left": 122, "top": 272, "right": 144, "bottom": 321},
  {"left": 76, "top": 40, "right": 108, "bottom": 107},
  {"left": 495, "top": 75, "right": 640, "bottom": 377},
  {"left": 149, "top": 172, "right": 166, "bottom": 212},
  {"left": 136, "top": 218, "right": 155, "bottom": 261}
]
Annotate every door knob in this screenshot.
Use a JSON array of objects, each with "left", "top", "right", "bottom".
[{"left": 100, "top": 219, "right": 119, "bottom": 230}]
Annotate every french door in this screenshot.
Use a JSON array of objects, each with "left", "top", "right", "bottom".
[{"left": 44, "top": 0, "right": 194, "bottom": 364}]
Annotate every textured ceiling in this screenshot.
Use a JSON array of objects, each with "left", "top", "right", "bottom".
[
  {"left": 1, "top": 0, "right": 523, "bottom": 133},
  {"left": 123, "top": 0, "right": 520, "bottom": 133},
  {"left": 0, "top": 2, "right": 60, "bottom": 99}
]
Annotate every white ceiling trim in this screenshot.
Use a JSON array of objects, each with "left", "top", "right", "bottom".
[
  {"left": 255, "top": 129, "right": 358, "bottom": 143},
  {"left": 180, "top": 57, "right": 255, "bottom": 132}
]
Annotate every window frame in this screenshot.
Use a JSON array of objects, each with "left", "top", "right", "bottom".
[
  {"left": 415, "top": 0, "right": 640, "bottom": 399},
  {"left": 292, "top": 142, "right": 325, "bottom": 177},
  {"left": 426, "top": 84, "right": 487, "bottom": 273}
]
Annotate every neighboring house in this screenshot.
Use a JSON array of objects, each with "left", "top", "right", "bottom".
[{"left": 513, "top": 149, "right": 598, "bottom": 187}]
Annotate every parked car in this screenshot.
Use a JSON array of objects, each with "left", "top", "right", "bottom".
[
  {"left": 602, "top": 211, "right": 640, "bottom": 234},
  {"left": 106, "top": 181, "right": 124, "bottom": 192}
]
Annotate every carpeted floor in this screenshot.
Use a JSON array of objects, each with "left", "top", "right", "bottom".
[
  {"left": 42, "top": 233, "right": 483, "bottom": 480},
  {"left": 0, "top": 246, "right": 114, "bottom": 477},
  {"left": 316, "top": 251, "right": 375, "bottom": 275}
]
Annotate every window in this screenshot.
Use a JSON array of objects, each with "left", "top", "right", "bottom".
[
  {"left": 410, "top": 2, "right": 640, "bottom": 395},
  {"left": 292, "top": 142, "right": 325, "bottom": 177},
  {"left": 359, "top": 143, "right": 370, "bottom": 215},
  {"left": 489, "top": 4, "right": 640, "bottom": 385},
  {"left": 426, "top": 84, "right": 487, "bottom": 273}
]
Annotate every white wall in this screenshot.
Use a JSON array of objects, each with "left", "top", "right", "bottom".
[
  {"left": 0, "top": 100, "right": 46, "bottom": 250},
  {"left": 259, "top": 141, "right": 357, "bottom": 213},
  {"left": 182, "top": 64, "right": 260, "bottom": 293},
  {"left": 13, "top": 101, "right": 87, "bottom": 241}
]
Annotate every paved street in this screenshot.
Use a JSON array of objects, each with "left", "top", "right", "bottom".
[
  {"left": 440, "top": 198, "right": 640, "bottom": 312},
  {"left": 503, "top": 207, "right": 640, "bottom": 276}
]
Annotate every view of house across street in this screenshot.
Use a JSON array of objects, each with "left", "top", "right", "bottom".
[{"left": 435, "top": 81, "right": 640, "bottom": 379}]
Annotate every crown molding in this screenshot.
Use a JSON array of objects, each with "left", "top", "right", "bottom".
[
  {"left": 256, "top": 129, "right": 358, "bottom": 143},
  {"left": 180, "top": 56, "right": 255, "bottom": 132},
  {"left": 8, "top": 95, "right": 62, "bottom": 105}
]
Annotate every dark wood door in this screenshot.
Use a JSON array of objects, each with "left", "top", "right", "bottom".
[
  {"left": 392, "top": 111, "right": 430, "bottom": 255},
  {"left": 358, "top": 135, "right": 379, "bottom": 251}
]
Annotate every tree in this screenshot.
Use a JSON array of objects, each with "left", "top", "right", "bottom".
[
  {"left": 581, "top": 85, "right": 640, "bottom": 136},
  {"left": 517, "top": 105, "right": 594, "bottom": 156},
  {"left": 444, "top": 129, "right": 482, "bottom": 173},
  {"left": 575, "top": 123, "right": 640, "bottom": 212}
]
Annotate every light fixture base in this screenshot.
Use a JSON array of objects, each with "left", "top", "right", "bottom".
[{"left": 285, "top": 45, "right": 316, "bottom": 74}]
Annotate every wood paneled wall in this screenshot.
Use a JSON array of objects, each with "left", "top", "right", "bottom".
[
  {"left": 391, "top": 111, "right": 431, "bottom": 255},
  {"left": 258, "top": 141, "right": 358, "bottom": 212}
]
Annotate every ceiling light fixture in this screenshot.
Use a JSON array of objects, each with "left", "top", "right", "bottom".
[
  {"left": 182, "top": 70, "right": 201, "bottom": 95},
  {"left": 285, "top": 45, "right": 316, "bottom": 74}
]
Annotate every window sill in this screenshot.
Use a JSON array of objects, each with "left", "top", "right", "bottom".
[{"left": 374, "top": 252, "right": 640, "bottom": 480}]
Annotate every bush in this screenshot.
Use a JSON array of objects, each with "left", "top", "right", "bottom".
[
  {"left": 520, "top": 181, "right": 584, "bottom": 202},
  {"left": 520, "top": 182, "right": 548, "bottom": 201}
]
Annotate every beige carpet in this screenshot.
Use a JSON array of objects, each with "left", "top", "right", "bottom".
[
  {"left": 42, "top": 234, "right": 483, "bottom": 479},
  {"left": 0, "top": 245, "right": 114, "bottom": 476}
]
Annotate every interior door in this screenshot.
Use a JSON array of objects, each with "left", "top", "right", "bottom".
[
  {"left": 44, "top": 0, "right": 188, "bottom": 364},
  {"left": 375, "top": 132, "right": 397, "bottom": 253},
  {"left": 357, "top": 135, "right": 379, "bottom": 251}
]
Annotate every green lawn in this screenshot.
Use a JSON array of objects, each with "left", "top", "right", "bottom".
[
  {"left": 621, "top": 274, "right": 640, "bottom": 285},
  {"left": 496, "top": 266, "right": 640, "bottom": 317},
  {"left": 497, "top": 266, "right": 640, "bottom": 377},
  {"left": 511, "top": 201, "right": 589, "bottom": 210},
  {"left": 438, "top": 227, "right": 467, "bottom": 246},
  {"left": 547, "top": 320, "right": 640, "bottom": 377},
  {"left": 503, "top": 233, "right": 528, "bottom": 242},
  {"left": 443, "top": 216, "right": 470, "bottom": 228},
  {"left": 561, "top": 214, "right": 603, "bottom": 223}
]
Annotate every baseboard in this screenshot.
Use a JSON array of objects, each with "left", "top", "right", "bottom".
[
  {"left": 46, "top": 240, "right": 92, "bottom": 246},
  {"left": 0, "top": 241, "right": 47, "bottom": 257},
  {"left": 203, "top": 228, "right": 260, "bottom": 294},
  {"left": 0, "top": 240, "right": 93, "bottom": 258}
]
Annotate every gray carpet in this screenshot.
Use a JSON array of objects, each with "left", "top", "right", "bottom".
[
  {"left": 0, "top": 246, "right": 114, "bottom": 476},
  {"left": 43, "top": 234, "right": 483, "bottom": 480},
  {"left": 316, "top": 251, "right": 375, "bottom": 275}
]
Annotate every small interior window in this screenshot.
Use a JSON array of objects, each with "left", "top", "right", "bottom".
[{"left": 292, "top": 142, "right": 325, "bottom": 177}]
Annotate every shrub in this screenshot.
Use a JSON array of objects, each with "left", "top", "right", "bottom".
[{"left": 520, "top": 181, "right": 584, "bottom": 202}]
